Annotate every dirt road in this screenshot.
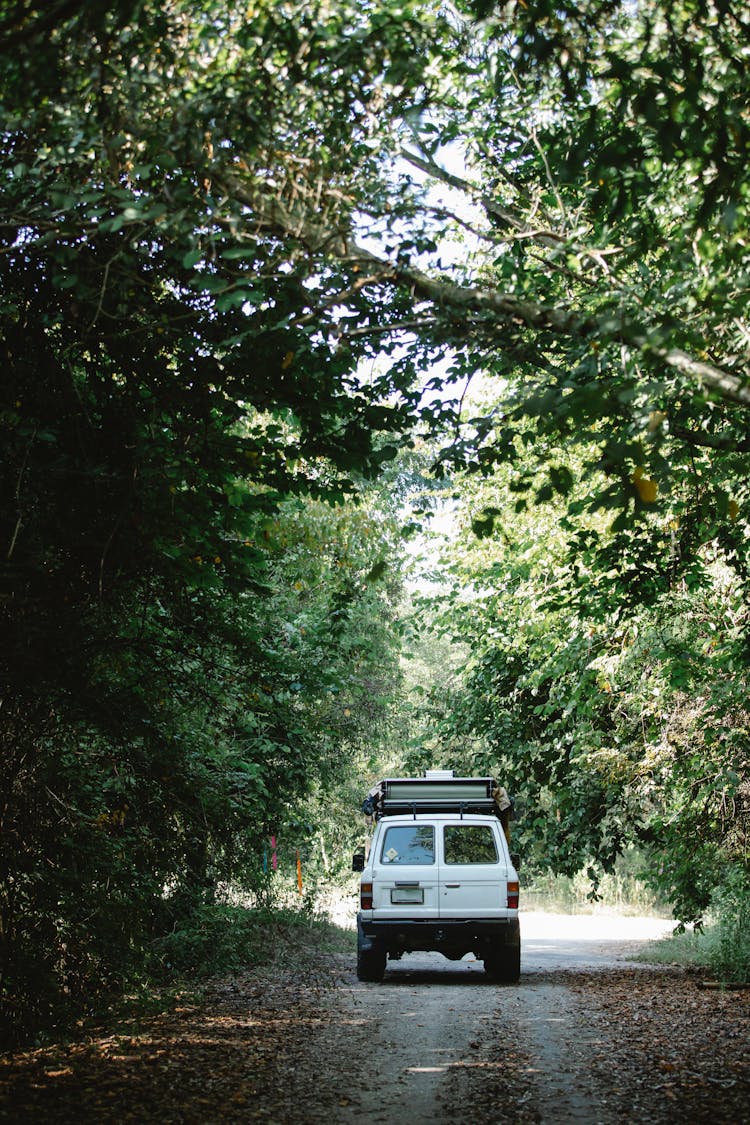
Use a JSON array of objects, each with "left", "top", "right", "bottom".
[
  {"left": 314, "top": 911, "right": 677, "bottom": 1125},
  {"left": 2, "top": 912, "right": 749, "bottom": 1124}
]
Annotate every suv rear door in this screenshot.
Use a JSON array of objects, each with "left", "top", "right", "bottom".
[
  {"left": 438, "top": 821, "right": 508, "bottom": 919},
  {"left": 371, "top": 821, "right": 440, "bottom": 919}
]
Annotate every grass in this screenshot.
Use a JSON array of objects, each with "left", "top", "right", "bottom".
[
  {"left": 634, "top": 921, "right": 750, "bottom": 985},
  {"left": 24, "top": 905, "right": 357, "bottom": 1049},
  {"left": 522, "top": 866, "right": 669, "bottom": 917},
  {"left": 633, "top": 926, "right": 715, "bottom": 970},
  {"left": 524, "top": 860, "right": 750, "bottom": 985}
]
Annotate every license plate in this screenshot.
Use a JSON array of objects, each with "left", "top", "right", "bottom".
[{"left": 391, "top": 886, "right": 423, "bottom": 904}]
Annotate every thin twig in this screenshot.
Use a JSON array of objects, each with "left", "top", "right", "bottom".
[
  {"left": 90, "top": 256, "right": 114, "bottom": 327},
  {"left": 7, "top": 427, "right": 37, "bottom": 561}
]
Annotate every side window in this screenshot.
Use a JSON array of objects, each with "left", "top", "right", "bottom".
[
  {"left": 443, "top": 825, "right": 499, "bottom": 865},
  {"left": 380, "top": 825, "right": 435, "bottom": 865}
]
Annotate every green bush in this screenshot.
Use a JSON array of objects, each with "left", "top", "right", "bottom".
[
  {"left": 707, "top": 868, "right": 750, "bottom": 985},
  {"left": 636, "top": 871, "right": 750, "bottom": 984},
  {"left": 151, "top": 904, "right": 270, "bottom": 979},
  {"left": 149, "top": 902, "right": 353, "bottom": 980}
]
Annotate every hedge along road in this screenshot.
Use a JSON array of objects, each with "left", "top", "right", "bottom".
[{"left": 321, "top": 911, "right": 676, "bottom": 1125}]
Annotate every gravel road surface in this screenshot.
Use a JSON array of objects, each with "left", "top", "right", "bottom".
[{"left": 323, "top": 911, "right": 675, "bottom": 1125}]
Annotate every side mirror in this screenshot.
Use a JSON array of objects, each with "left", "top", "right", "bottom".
[
  {"left": 510, "top": 852, "right": 521, "bottom": 871},
  {"left": 352, "top": 850, "right": 365, "bottom": 872}
]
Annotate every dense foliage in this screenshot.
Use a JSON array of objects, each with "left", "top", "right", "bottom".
[
  {"left": 3, "top": 0, "right": 750, "bottom": 1036},
  {"left": 406, "top": 455, "right": 749, "bottom": 925},
  {"left": 1, "top": 484, "right": 404, "bottom": 1037},
  {"left": 400, "top": 1, "right": 750, "bottom": 937},
  {"left": 1, "top": 0, "right": 417, "bottom": 1040}
]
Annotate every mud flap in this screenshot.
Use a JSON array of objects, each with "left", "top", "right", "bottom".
[{"left": 357, "top": 915, "right": 377, "bottom": 952}]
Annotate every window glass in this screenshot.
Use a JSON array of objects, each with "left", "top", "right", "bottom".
[
  {"left": 443, "top": 825, "right": 499, "bottom": 865},
  {"left": 380, "top": 825, "right": 435, "bottom": 865}
]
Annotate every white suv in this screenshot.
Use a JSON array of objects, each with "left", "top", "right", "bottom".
[{"left": 353, "top": 774, "right": 520, "bottom": 983}]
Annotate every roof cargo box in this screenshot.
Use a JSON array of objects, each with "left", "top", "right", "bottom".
[
  {"left": 382, "top": 775, "right": 495, "bottom": 812},
  {"left": 375, "top": 772, "right": 498, "bottom": 816}
]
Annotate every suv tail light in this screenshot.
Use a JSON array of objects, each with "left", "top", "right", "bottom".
[
  {"left": 507, "top": 881, "right": 519, "bottom": 909},
  {"left": 360, "top": 882, "right": 373, "bottom": 910}
]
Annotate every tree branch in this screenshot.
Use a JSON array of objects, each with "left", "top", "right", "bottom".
[
  {"left": 400, "top": 147, "right": 567, "bottom": 252},
  {"left": 669, "top": 422, "right": 750, "bottom": 453},
  {"left": 220, "top": 173, "right": 750, "bottom": 410}
]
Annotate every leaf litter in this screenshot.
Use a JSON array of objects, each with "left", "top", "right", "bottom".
[{"left": 1, "top": 953, "right": 749, "bottom": 1123}]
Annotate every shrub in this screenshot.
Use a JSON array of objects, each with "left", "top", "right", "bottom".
[
  {"left": 707, "top": 867, "right": 750, "bottom": 985},
  {"left": 149, "top": 901, "right": 353, "bottom": 980}
]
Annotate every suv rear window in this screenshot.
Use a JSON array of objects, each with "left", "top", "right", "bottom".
[
  {"left": 380, "top": 825, "right": 435, "bottom": 865},
  {"left": 443, "top": 825, "right": 499, "bottom": 865}
]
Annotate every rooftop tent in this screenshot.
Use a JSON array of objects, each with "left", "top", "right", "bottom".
[{"left": 362, "top": 771, "right": 511, "bottom": 820}]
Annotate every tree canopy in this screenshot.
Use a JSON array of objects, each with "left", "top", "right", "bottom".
[{"left": 2, "top": 0, "right": 750, "bottom": 1038}]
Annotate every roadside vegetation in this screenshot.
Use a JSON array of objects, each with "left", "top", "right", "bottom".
[
  {"left": 2, "top": 0, "right": 750, "bottom": 1043},
  {"left": 522, "top": 852, "right": 669, "bottom": 918},
  {"left": 638, "top": 870, "right": 750, "bottom": 986},
  {"left": 147, "top": 901, "right": 355, "bottom": 983}
]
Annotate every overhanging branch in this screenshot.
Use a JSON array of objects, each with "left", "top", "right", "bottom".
[{"left": 223, "top": 172, "right": 750, "bottom": 410}]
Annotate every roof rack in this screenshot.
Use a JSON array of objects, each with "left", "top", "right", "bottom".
[{"left": 363, "top": 771, "right": 500, "bottom": 818}]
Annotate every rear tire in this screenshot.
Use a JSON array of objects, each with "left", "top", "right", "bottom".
[
  {"left": 484, "top": 924, "right": 521, "bottom": 983},
  {"left": 357, "top": 943, "right": 386, "bottom": 982},
  {"left": 495, "top": 942, "right": 521, "bottom": 983}
]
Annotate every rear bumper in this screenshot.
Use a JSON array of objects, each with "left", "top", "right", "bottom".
[{"left": 358, "top": 914, "right": 520, "bottom": 956}]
